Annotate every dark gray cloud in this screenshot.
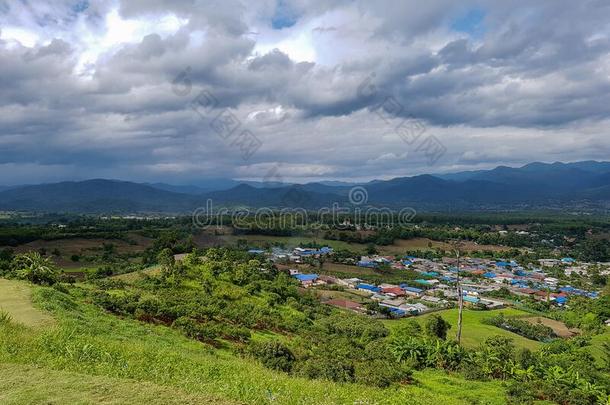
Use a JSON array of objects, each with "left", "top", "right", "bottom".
[{"left": 0, "top": 0, "right": 609, "bottom": 185}]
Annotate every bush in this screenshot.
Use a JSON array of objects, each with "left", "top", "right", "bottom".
[
  {"left": 425, "top": 314, "right": 451, "bottom": 340},
  {"left": 296, "top": 356, "right": 354, "bottom": 382},
  {"left": 249, "top": 340, "right": 295, "bottom": 372},
  {"left": 354, "top": 360, "right": 411, "bottom": 387},
  {"left": 11, "top": 252, "right": 60, "bottom": 285},
  {"left": 172, "top": 316, "right": 220, "bottom": 342}
]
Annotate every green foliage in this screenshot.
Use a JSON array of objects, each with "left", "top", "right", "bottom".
[
  {"left": 0, "top": 309, "right": 12, "bottom": 325},
  {"left": 249, "top": 340, "right": 295, "bottom": 372},
  {"left": 425, "top": 314, "right": 451, "bottom": 340},
  {"left": 10, "top": 252, "right": 60, "bottom": 285},
  {"left": 483, "top": 314, "right": 556, "bottom": 342}
]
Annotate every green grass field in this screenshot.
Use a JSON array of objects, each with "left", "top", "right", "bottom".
[
  {"left": 384, "top": 308, "right": 542, "bottom": 351},
  {"left": 0, "top": 279, "right": 509, "bottom": 404}
]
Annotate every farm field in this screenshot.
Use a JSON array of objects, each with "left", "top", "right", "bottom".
[
  {"left": 219, "top": 233, "right": 510, "bottom": 255},
  {"left": 522, "top": 316, "right": 580, "bottom": 338},
  {"left": 384, "top": 308, "right": 542, "bottom": 351},
  {"left": 0, "top": 233, "right": 153, "bottom": 269},
  {"left": 0, "top": 279, "right": 509, "bottom": 405},
  {"left": 377, "top": 237, "right": 511, "bottom": 254}
]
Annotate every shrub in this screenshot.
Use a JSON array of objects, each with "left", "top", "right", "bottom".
[
  {"left": 249, "top": 340, "right": 295, "bottom": 372},
  {"left": 296, "top": 356, "right": 354, "bottom": 382},
  {"left": 172, "top": 317, "right": 220, "bottom": 342},
  {"left": 0, "top": 310, "right": 12, "bottom": 325},
  {"left": 425, "top": 314, "right": 451, "bottom": 340},
  {"left": 11, "top": 252, "right": 60, "bottom": 285},
  {"left": 354, "top": 360, "right": 411, "bottom": 387}
]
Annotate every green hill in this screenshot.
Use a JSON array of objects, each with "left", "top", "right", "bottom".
[{"left": 0, "top": 279, "right": 507, "bottom": 404}]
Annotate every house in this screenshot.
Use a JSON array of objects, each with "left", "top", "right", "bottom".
[
  {"left": 479, "top": 298, "right": 504, "bottom": 309},
  {"left": 381, "top": 298, "right": 405, "bottom": 308},
  {"left": 381, "top": 287, "right": 405, "bottom": 297},
  {"left": 401, "top": 286, "right": 424, "bottom": 297},
  {"left": 247, "top": 249, "right": 265, "bottom": 255},
  {"left": 421, "top": 295, "right": 444, "bottom": 304},
  {"left": 356, "top": 283, "right": 381, "bottom": 293},
  {"left": 357, "top": 259, "right": 378, "bottom": 268},
  {"left": 293, "top": 273, "right": 322, "bottom": 287},
  {"left": 400, "top": 303, "right": 429, "bottom": 314},
  {"left": 341, "top": 277, "right": 362, "bottom": 288},
  {"left": 544, "top": 277, "right": 559, "bottom": 286},
  {"left": 463, "top": 295, "right": 480, "bottom": 304}
]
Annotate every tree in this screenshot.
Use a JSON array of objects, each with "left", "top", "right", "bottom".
[
  {"left": 366, "top": 243, "right": 378, "bottom": 255},
  {"left": 157, "top": 248, "right": 176, "bottom": 276},
  {"left": 579, "top": 238, "right": 609, "bottom": 262},
  {"left": 11, "top": 252, "right": 59, "bottom": 285},
  {"left": 425, "top": 314, "right": 451, "bottom": 340}
]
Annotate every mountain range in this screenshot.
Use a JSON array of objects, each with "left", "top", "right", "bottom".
[{"left": 1, "top": 161, "right": 610, "bottom": 214}]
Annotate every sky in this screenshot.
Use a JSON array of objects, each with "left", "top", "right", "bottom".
[{"left": 1, "top": 0, "right": 610, "bottom": 185}]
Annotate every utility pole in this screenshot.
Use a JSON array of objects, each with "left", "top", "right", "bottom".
[{"left": 452, "top": 241, "right": 464, "bottom": 345}]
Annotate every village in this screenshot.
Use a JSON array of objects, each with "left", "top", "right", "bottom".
[{"left": 249, "top": 246, "right": 603, "bottom": 318}]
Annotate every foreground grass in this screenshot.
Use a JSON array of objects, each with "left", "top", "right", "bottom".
[
  {"left": 0, "top": 280, "right": 508, "bottom": 404},
  {"left": 0, "top": 363, "right": 235, "bottom": 405},
  {"left": 384, "top": 308, "right": 542, "bottom": 351},
  {"left": 0, "top": 279, "right": 54, "bottom": 328}
]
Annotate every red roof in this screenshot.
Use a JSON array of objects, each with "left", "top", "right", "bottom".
[{"left": 381, "top": 287, "right": 405, "bottom": 296}]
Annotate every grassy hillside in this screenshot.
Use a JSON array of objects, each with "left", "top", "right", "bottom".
[
  {"left": 384, "top": 308, "right": 542, "bottom": 351},
  {"left": 0, "top": 363, "right": 235, "bottom": 405},
  {"left": 0, "top": 279, "right": 508, "bottom": 404}
]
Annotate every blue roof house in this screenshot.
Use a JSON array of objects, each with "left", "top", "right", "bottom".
[
  {"left": 356, "top": 283, "right": 381, "bottom": 293},
  {"left": 294, "top": 274, "right": 319, "bottom": 282}
]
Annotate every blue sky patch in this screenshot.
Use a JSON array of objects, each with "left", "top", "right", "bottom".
[
  {"left": 451, "top": 8, "right": 485, "bottom": 37},
  {"left": 271, "top": 0, "right": 298, "bottom": 29}
]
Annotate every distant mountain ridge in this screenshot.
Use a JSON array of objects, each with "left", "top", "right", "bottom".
[{"left": 2, "top": 161, "right": 610, "bottom": 213}]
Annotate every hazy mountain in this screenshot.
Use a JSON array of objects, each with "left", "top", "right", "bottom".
[
  {"left": 2, "top": 161, "right": 610, "bottom": 213},
  {"left": 147, "top": 183, "right": 209, "bottom": 195},
  {"left": 0, "top": 179, "right": 200, "bottom": 214}
]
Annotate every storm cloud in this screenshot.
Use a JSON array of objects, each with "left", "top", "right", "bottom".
[{"left": 1, "top": 0, "right": 610, "bottom": 184}]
